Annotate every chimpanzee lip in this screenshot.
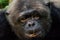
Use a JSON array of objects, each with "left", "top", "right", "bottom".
[{"left": 25, "top": 31, "right": 41, "bottom": 38}]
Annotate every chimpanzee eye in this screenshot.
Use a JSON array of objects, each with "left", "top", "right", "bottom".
[
  {"left": 33, "top": 14, "right": 40, "bottom": 19},
  {"left": 17, "top": 17, "right": 27, "bottom": 23},
  {"left": 20, "top": 17, "right": 28, "bottom": 22},
  {"left": 34, "top": 16, "right": 40, "bottom": 19}
]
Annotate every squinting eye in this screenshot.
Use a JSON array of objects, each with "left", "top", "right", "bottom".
[
  {"left": 20, "top": 18, "right": 27, "bottom": 22},
  {"left": 34, "top": 16, "right": 40, "bottom": 19},
  {"left": 17, "top": 18, "right": 27, "bottom": 23},
  {"left": 33, "top": 14, "right": 40, "bottom": 19}
]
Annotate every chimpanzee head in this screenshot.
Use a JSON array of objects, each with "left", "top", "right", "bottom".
[{"left": 6, "top": 0, "right": 52, "bottom": 40}]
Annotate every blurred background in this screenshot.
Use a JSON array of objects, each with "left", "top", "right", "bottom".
[{"left": 0, "top": 0, "right": 12, "bottom": 10}]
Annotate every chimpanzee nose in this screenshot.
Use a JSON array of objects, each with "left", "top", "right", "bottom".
[{"left": 28, "top": 22, "right": 35, "bottom": 27}]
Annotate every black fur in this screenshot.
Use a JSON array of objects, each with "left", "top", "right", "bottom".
[
  {"left": 0, "top": 2, "right": 60, "bottom": 40},
  {"left": 0, "top": 10, "right": 19, "bottom": 40},
  {"left": 45, "top": 2, "right": 60, "bottom": 40}
]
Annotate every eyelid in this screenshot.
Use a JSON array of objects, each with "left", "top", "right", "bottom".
[
  {"left": 21, "top": 18, "right": 26, "bottom": 20},
  {"left": 34, "top": 16, "right": 40, "bottom": 19},
  {"left": 20, "top": 18, "right": 29, "bottom": 22},
  {"left": 33, "top": 14, "right": 40, "bottom": 17}
]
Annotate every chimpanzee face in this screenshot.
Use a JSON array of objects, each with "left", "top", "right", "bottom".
[
  {"left": 6, "top": 8, "right": 52, "bottom": 39},
  {"left": 6, "top": 0, "right": 52, "bottom": 39}
]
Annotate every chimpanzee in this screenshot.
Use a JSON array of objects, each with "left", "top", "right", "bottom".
[{"left": 0, "top": 0, "right": 60, "bottom": 40}]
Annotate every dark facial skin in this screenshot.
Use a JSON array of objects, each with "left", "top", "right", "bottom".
[
  {"left": 6, "top": 0, "right": 52, "bottom": 39},
  {"left": 17, "top": 10, "right": 44, "bottom": 38},
  {"left": 6, "top": 9, "right": 52, "bottom": 40}
]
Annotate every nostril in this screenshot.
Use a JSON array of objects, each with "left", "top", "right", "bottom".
[
  {"left": 28, "top": 23, "right": 35, "bottom": 27},
  {"left": 32, "top": 23, "right": 35, "bottom": 26},
  {"left": 28, "top": 24, "right": 31, "bottom": 27}
]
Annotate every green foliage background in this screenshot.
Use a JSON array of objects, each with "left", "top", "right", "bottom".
[{"left": 0, "top": 0, "right": 9, "bottom": 8}]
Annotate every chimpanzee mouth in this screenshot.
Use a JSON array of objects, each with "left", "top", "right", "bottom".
[
  {"left": 25, "top": 32, "right": 41, "bottom": 38},
  {"left": 25, "top": 31, "right": 41, "bottom": 38}
]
